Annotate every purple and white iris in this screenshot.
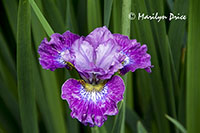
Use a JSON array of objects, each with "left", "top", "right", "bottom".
[{"left": 38, "top": 26, "right": 152, "bottom": 127}]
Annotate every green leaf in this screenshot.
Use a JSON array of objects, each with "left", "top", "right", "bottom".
[
  {"left": 2, "top": 0, "right": 18, "bottom": 40},
  {"left": 38, "top": 0, "right": 68, "bottom": 82},
  {"left": 30, "top": 15, "right": 55, "bottom": 131},
  {"left": 137, "top": 121, "right": 148, "bottom": 133},
  {"left": 0, "top": 74, "right": 19, "bottom": 125},
  {"left": 87, "top": 0, "right": 102, "bottom": 32},
  {"left": 65, "top": 0, "right": 79, "bottom": 33},
  {"left": 135, "top": 70, "right": 151, "bottom": 115},
  {"left": 104, "top": 0, "right": 113, "bottom": 27},
  {"left": 29, "top": 0, "right": 54, "bottom": 37},
  {"left": 0, "top": 94, "right": 20, "bottom": 132},
  {"left": 41, "top": 0, "right": 65, "bottom": 33},
  {"left": 121, "top": 0, "right": 131, "bottom": 36},
  {"left": 125, "top": 107, "right": 140, "bottom": 133},
  {"left": 91, "top": 125, "right": 107, "bottom": 133},
  {"left": 166, "top": 35, "right": 186, "bottom": 126},
  {"left": 0, "top": 30, "right": 17, "bottom": 98},
  {"left": 178, "top": 47, "right": 186, "bottom": 126},
  {"left": 186, "top": 0, "right": 200, "bottom": 132},
  {"left": 131, "top": 0, "right": 170, "bottom": 132},
  {"left": 111, "top": 100, "right": 125, "bottom": 133},
  {"left": 112, "top": 0, "right": 122, "bottom": 33},
  {"left": 0, "top": 30, "right": 16, "bottom": 79},
  {"left": 113, "top": 1, "right": 132, "bottom": 132},
  {"left": 17, "top": 0, "right": 38, "bottom": 132},
  {"left": 146, "top": 0, "right": 177, "bottom": 123},
  {"left": 167, "top": 0, "right": 173, "bottom": 11},
  {"left": 0, "top": 126, "right": 4, "bottom": 133},
  {"left": 165, "top": 114, "right": 186, "bottom": 133},
  {"left": 65, "top": 106, "right": 79, "bottom": 133},
  {"left": 33, "top": 65, "right": 55, "bottom": 132},
  {"left": 168, "top": 0, "right": 188, "bottom": 76},
  {"left": 56, "top": 0, "right": 66, "bottom": 20},
  {"left": 31, "top": 3, "right": 67, "bottom": 131},
  {"left": 126, "top": 72, "right": 134, "bottom": 109},
  {"left": 111, "top": 76, "right": 130, "bottom": 133},
  {"left": 91, "top": 126, "right": 99, "bottom": 133}
]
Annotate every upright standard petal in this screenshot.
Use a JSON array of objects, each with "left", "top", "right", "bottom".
[
  {"left": 114, "top": 34, "right": 152, "bottom": 75},
  {"left": 38, "top": 31, "right": 79, "bottom": 71},
  {"left": 95, "top": 39, "right": 123, "bottom": 79},
  {"left": 71, "top": 37, "right": 95, "bottom": 73},
  {"left": 72, "top": 27, "right": 123, "bottom": 80},
  {"left": 85, "top": 26, "right": 114, "bottom": 48},
  {"left": 61, "top": 75, "right": 125, "bottom": 127}
]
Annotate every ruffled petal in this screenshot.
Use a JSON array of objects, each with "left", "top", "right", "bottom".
[
  {"left": 61, "top": 75, "right": 125, "bottom": 127},
  {"left": 71, "top": 37, "right": 95, "bottom": 73},
  {"left": 85, "top": 26, "right": 114, "bottom": 48},
  {"left": 62, "top": 31, "right": 80, "bottom": 47},
  {"left": 72, "top": 27, "right": 123, "bottom": 79},
  {"left": 114, "top": 34, "right": 152, "bottom": 75},
  {"left": 38, "top": 32, "right": 79, "bottom": 71},
  {"left": 95, "top": 39, "right": 123, "bottom": 79}
]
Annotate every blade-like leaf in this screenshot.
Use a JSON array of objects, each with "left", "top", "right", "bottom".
[
  {"left": 187, "top": 0, "right": 200, "bottom": 132},
  {"left": 165, "top": 114, "right": 186, "bottom": 133},
  {"left": 167, "top": 0, "right": 173, "bottom": 11},
  {"left": 0, "top": 73, "right": 19, "bottom": 125},
  {"left": 65, "top": 0, "right": 79, "bottom": 33},
  {"left": 87, "top": 0, "right": 102, "bottom": 32},
  {"left": 17, "top": 0, "right": 38, "bottom": 132},
  {"left": 0, "top": 30, "right": 17, "bottom": 98},
  {"left": 30, "top": 9, "right": 55, "bottom": 130},
  {"left": 40, "top": 71, "right": 67, "bottom": 132},
  {"left": 0, "top": 95, "right": 20, "bottom": 132},
  {"left": 76, "top": 0, "right": 87, "bottom": 35},
  {"left": 65, "top": 106, "right": 79, "bottom": 133},
  {"left": 111, "top": 100, "right": 125, "bottom": 133},
  {"left": 168, "top": 0, "right": 188, "bottom": 76},
  {"left": 91, "top": 125, "right": 107, "bottom": 133},
  {"left": 126, "top": 72, "right": 134, "bottom": 109},
  {"left": 41, "top": 0, "right": 65, "bottom": 33},
  {"left": 56, "top": 0, "right": 66, "bottom": 20},
  {"left": 112, "top": 0, "right": 122, "bottom": 33},
  {"left": 115, "top": 0, "right": 132, "bottom": 132},
  {"left": 167, "top": 35, "right": 186, "bottom": 126},
  {"left": 137, "top": 121, "right": 148, "bottom": 133},
  {"left": 131, "top": 0, "right": 170, "bottom": 132},
  {"left": 135, "top": 70, "right": 151, "bottom": 115},
  {"left": 0, "top": 30, "right": 16, "bottom": 79},
  {"left": 2, "top": 0, "right": 18, "bottom": 40},
  {"left": 146, "top": 0, "right": 177, "bottom": 123},
  {"left": 125, "top": 107, "right": 140, "bottom": 133},
  {"left": 104, "top": 0, "right": 113, "bottom": 27},
  {"left": 31, "top": 1, "right": 67, "bottom": 131},
  {"left": 32, "top": 60, "right": 54, "bottom": 132},
  {"left": 178, "top": 47, "right": 186, "bottom": 126},
  {"left": 29, "top": 0, "right": 54, "bottom": 37}
]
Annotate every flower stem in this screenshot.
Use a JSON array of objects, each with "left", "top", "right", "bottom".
[
  {"left": 121, "top": 0, "right": 131, "bottom": 132},
  {"left": 91, "top": 126, "right": 99, "bottom": 133}
]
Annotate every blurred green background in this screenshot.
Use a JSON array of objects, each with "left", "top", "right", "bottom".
[{"left": 0, "top": 0, "right": 200, "bottom": 133}]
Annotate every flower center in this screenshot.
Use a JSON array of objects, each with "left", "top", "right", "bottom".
[
  {"left": 79, "top": 83, "right": 108, "bottom": 103},
  {"left": 85, "top": 83, "right": 104, "bottom": 91},
  {"left": 80, "top": 80, "right": 106, "bottom": 92},
  {"left": 122, "top": 55, "right": 130, "bottom": 66}
]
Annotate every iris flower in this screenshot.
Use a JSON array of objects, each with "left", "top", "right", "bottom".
[{"left": 38, "top": 26, "right": 152, "bottom": 127}]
